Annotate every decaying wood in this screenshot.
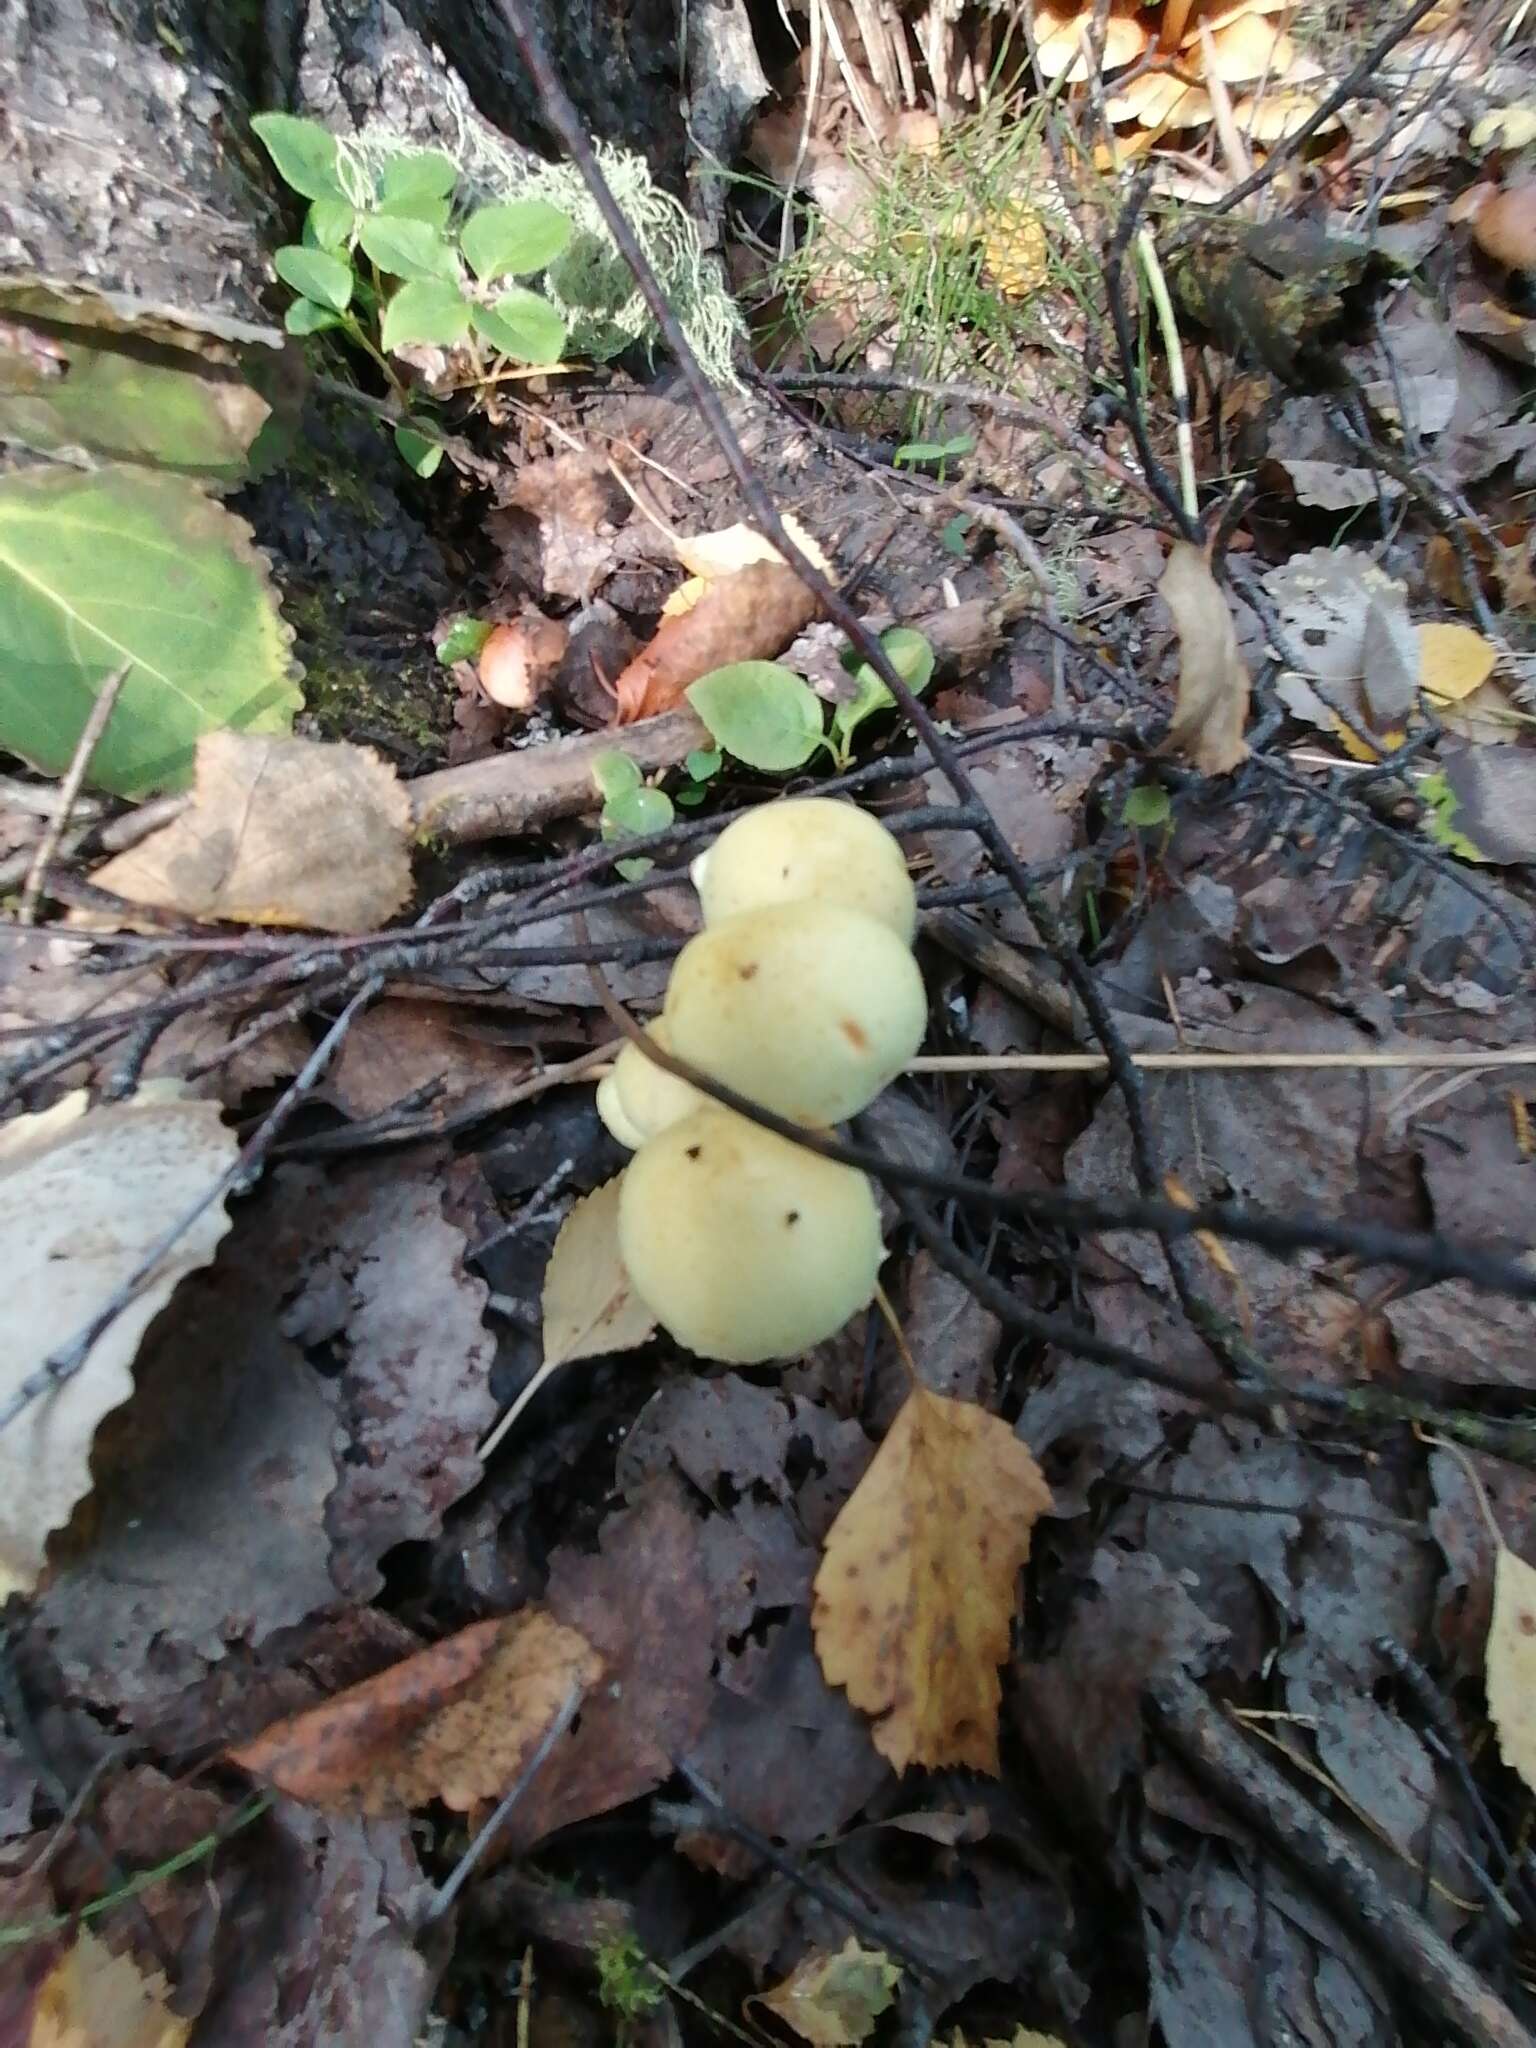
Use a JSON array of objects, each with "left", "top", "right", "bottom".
[{"left": 408, "top": 708, "right": 710, "bottom": 844}]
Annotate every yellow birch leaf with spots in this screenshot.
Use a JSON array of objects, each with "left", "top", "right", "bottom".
[
  {"left": 27, "top": 1925, "right": 189, "bottom": 2048},
  {"left": 1486, "top": 1542, "right": 1536, "bottom": 1794},
  {"left": 812, "top": 1385, "right": 1052, "bottom": 1773},
  {"left": 751, "top": 1939, "right": 901, "bottom": 2046}
]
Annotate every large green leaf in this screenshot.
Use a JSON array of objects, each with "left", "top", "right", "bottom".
[
  {"left": 356, "top": 215, "right": 458, "bottom": 282},
  {"left": 0, "top": 468, "right": 303, "bottom": 797},
  {"left": 471, "top": 292, "right": 567, "bottom": 366},
  {"left": 0, "top": 323, "right": 281, "bottom": 489},
  {"left": 686, "top": 662, "right": 825, "bottom": 772},
  {"left": 460, "top": 201, "right": 574, "bottom": 281},
  {"left": 380, "top": 280, "right": 472, "bottom": 352},
  {"left": 251, "top": 113, "right": 344, "bottom": 202}
]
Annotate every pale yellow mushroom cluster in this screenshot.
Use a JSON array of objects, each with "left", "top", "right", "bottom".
[{"left": 597, "top": 799, "right": 924, "bottom": 1364}]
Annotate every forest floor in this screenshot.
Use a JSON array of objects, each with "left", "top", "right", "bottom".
[{"left": 3, "top": 1, "right": 1536, "bottom": 2045}]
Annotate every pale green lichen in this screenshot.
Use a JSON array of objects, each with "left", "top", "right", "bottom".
[{"left": 335, "top": 118, "right": 742, "bottom": 384}]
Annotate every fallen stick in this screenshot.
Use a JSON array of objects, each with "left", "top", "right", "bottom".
[
  {"left": 408, "top": 708, "right": 710, "bottom": 845},
  {"left": 1151, "top": 1672, "right": 1531, "bottom": 2048},
  {"left": 406, "top": 592, "right": 1029, "bottom": 846}
]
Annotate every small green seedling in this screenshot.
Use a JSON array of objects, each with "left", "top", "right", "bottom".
[
  {"left": 830, "top": 626, "right": 936, "bottom": 768},
  {"left": 893, "top": 431, "right": 975, "bottom": 482},
  {"left": 1121, "top": 782, "right": 1172, "bottom": 830},
  {"left": 252, "top": 114, "right": 573, "bottom": 473},
  {"left": 673, "top": 746, "right": 723, "bottom": 808},
  {"left": 592, "top": 749, "right": 674, "bottom": 879},
  {"left": 685, "top": 630, "right": 936, "bottom": 777},
  {"left": 434, "top": 615, "right": 494, "bottom": 665}
]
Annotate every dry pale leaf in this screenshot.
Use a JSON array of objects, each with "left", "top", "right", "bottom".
[
  {"left": 675, "top": 511, "right": 831, "bottom": 584},
  {"left": 0, "top": 1085, "right": 238, "bottom": 1595},
  {"left": 1486, "top": 1543, "right": 1536, "bottom": 1794},
  {"left": 1418, "top": 621, "right": 1498, "bottom": 703},
  {"left": 663, "top": 516, "right": 830, "bottom": 622},
  {"left": 613, "top": 561, "right": 820, "bottom": 721},
  {"left": 812, "top": 1385, "right": 1053, "bottom": 1773},
  {"left": 92, "top": 731, "right": 414, "bottom": 931},
  {"left": 228, "top": 1606, "right": 602, "bottom": 1812},
  {"left": 1158, "top": 542, "right": 1250, "bottom": 774},
  {"left": 28, "top": 1924, "right": 190, "bottom": 2048},
  {"left": 542, "top": 1176, "right": 657, "bottom": 1369},
  {"left": 1440, "top": 748, "right": 1536, "bottom": 865},
  {"left": 751, "top": 1939, "right": 902, "bottom": 2047},
  {"left": 1361, "top": 590, "right": 1420, "bottom": 728}
]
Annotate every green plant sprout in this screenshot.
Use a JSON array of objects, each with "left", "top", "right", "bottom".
[
  {"left": 592, "top": 749, "right": 674, "bottom": 879},
  {"left": 253, "top": 114, "right": 574, "bottom": 475},
  {"left": 593, "top": 1928, "right": 665, "bottom": 2029},
  {"left": 434, "top": 615, "right": 494, "bottom": 665},
  {"left": 683, "top": 627, "right": 936, "bottom": 776}
]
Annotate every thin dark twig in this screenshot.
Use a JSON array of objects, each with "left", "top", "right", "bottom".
[
  {"left": 424, "top": 1679, "right": 586, "bottom": 1924},
  {"left": 18, "top": 663, "right": 131, "bottom": 926}
]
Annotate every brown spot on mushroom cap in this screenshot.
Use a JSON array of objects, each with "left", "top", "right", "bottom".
[
  {"left": 1474, "top": 183, "right": 1536, "bottom": 270},
  {"left": 840, "top": 1018, "right": 870, "bottom": 1050}
]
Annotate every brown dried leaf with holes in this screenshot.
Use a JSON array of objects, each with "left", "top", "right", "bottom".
[
  {"left": 612, "top": 560, "right": 819, "bottom": 721},
  {"left": 227, "top": 1607, "right": 601, "bottom": 1813},
  {"left": 1157, "top": 541, "right": 1251, "bottom": 776},
  {"left": 812, "top": 1385, "right": 1052, "bottom": 1773}
]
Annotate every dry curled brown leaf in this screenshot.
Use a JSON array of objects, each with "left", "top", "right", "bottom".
[
  {"left": 92, "top": 731, "right": 414, "bottom": 931},
  {"left": 1158, "top": 541, "right": 1251, "bottom": 775},
  {"left": 812, "top": 1387, "right": 1052, "bottom": 1773},
  {"left": 612, "top": 561, "right": 819, "bottom": 721},
  {"left": 227, "top": 1607, "right": 602, "bottom": 1813}
]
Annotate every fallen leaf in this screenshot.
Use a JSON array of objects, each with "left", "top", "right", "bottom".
[
  {"left": 542, "top": 1176, "right": 657, "bottom": 1368},
  {"left": 228, "top": 1607, "right": 602, "bottom": 1812},
  {"left": 324, "top": 1000, "right": 528, "bottom": 1124},
  {"left": 945, "top": 2033, "right": 1070, "bottom": 2048},
  {"left": 1267, "top": 458, "right": 1403, "bottom": 511},
  {"left": 1157, "top": 542, "right": 1250, "bottom": 774},
  {"left": 674, "top": 511, "right": 831, "bottom": 583},
  {"left": 92, "top": 731, "right": 414, "bottom": 930},
  {"left": 0, "top": 1086, "right": 238, "bottom": 1595},
  {"left": 26, "top": 1924, "right": 189, "bottom": 2048},
  {"left": 612, "top": 561, "right": 819, "bottom": 721},
  {"left": 1263, "top": 545, "right": 1408, "bottom": 728},
  {"left": 812, "top": 1386, "right": 1052, "bottom": 1773},
  {"left": 1438, "top": 748, "right": 1536, "bottom": 864},
  {"left": 1360, "top": 590, "right": 1420, "bottom": 727},
  {"left": 276, "top": 1156, "right": 500, "bottom": 1601},
  {"left": 1418, "top": 621, "right": 1498, "bottom": 702},
  {"left": 509, "top": 1480, "right": 715, "bottom": 1846},
  {"left": 1486, "top": 1543, "right": 1536, "bottom": 1794},
  {"left": 752, "top": 1939, "right": 901, "bottom": 2046}
]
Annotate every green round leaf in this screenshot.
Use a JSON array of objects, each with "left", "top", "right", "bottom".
[
  {"left": 306, "top": 199, "right": 358, "bottom": 250},
  {"left": 1121, "top": 783, "right": 1172, "bottom": 829},
  {"left": 843, "top": 625, "right": 936, "bottom": 694},
  {"left": 471, "top": 292, "right": 568, "bottom": 366},
  {"left": 284, "top": 298, "right": 344, "bottom": 337},
  {"left": 374, "top": 192, "right": 453, "bottom": 229},
  {"left": 0, "top": 468, "right": 303, "bottom": 797},
  {"left": 686, "top": 662, "right": 825, "bottom": 773},
  {"left": 394, "top": 424, "right": 444, "bottom": 477},
  {"left": 603, "top": 785, "right": 675, "bottom": 837},
  {"left": 251, "top": 113, "right": 343, "bottom": 201},
  {"left": 684, "top": 747, "right": 723, "bottom": 781},
  {"left": 460, "top": 201, "right": 575, "bottom": 281},
  {"left": 273, "top": 245, "right": 353, "bottom": 313},
  {"left": 357, "top": 214, "right": 458, "bottom": 282},
  {"left": 436, "top": 616, "right": 494, "bottom": 665},
  {"left": 592, "top": 749, "right": 643, "bottom": 801},
  {"left": 380, "top": 280, "right": 472, "bottom": 353},
  {"left": 379, "top": 151, "right": 459, "bottom": 204}
]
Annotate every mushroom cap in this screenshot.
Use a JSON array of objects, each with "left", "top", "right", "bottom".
[
  {"left": 1473, "top": 182, "right": 1536, "bottom": 268},
  {"left": 1106, "top": 69, "right": 1215, "bottom": 126},
  {"left": 596, "top": 1071, "right": 647, "bottom": 1150},
  {"left": 1180, "top": 0, "right": 1286, "bottom": 38},
  {"left": 1034, "top": 4, "right": 1149, "bottom": 80},
  {"left": 617, "top": 1107, "right": 884, "bottom": 1362},
  {"left": 1200, "top": 14, "right": 1296, "bottom": 78},
  {"left": 603, "top": 1019, "right": 708, "bottom": 1146},
  {"left": 1234, "top": 88, "right": 1339, "bottom": 140},
  {"left": 665, "top": 900, "right": 926, "bottom": 1125},
  {"left": 691, "top": 797, "right": 916, "bottom": 939}
]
